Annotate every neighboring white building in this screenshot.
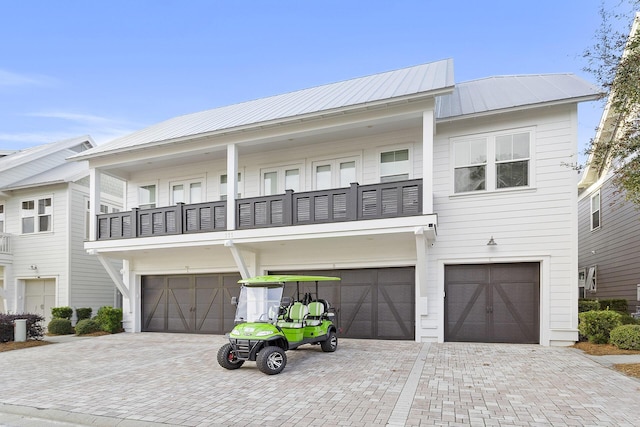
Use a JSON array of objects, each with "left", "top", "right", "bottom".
[
  {"left": 0, "top": 136, "right": 122, "bottom": 325},
  {"left": 72, "top": 60, "right": 600, "bottom": 345}
]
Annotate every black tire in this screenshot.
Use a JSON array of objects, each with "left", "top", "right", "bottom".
[
  {"left": 320, "top": 330, "right": 338, "bottom": 352},
  {"left": 217, "top": 343, "right": 244, "bottom": 370},
  {"left": 257, "top": 346, "right": 287, "bottom": 375}
]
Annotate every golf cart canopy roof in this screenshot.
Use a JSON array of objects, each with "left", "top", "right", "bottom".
[{"left": 238, "top": 275, "right": 340, "bottom": 285}]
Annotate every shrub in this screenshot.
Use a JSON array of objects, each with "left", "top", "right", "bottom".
[
  {"left": 75, "top": 307, "right": 92, "bottom": 323},
  {"left": 578, "top": 310, "right": 623, "bottom": 344},
  {"left": 618, "top": 313, "right": 639, "bottom": 325},
  {"left": 0, "top": 313, "right": 45, "bottom": 341},
  {"left": 47, "top": 318, "right": 73, "bottom": 335},
  {"left": 74, "top": 319, "right": 102, "bottom": 335},
  {"left": 51, "top": 306, "right": 73, "bottom": 320},
  {"left": 579, "top": 299, "right": 600, "bottom": 312},
  {"left": 610, "top": 324, "right": 640, "bottom": 350},
  {"left": 95, "top": 306, "right": 123, "bottom": 334},
  {"left": 597, "top": 299, "right": 628, "bottom": 313}
]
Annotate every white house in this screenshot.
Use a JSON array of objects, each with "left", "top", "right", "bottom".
[
  {"left": 0, "top": 136, "right": 123, "bottom": 325},
  {"left": 71, "top": 60, "right": 600, "bottom": 345}
]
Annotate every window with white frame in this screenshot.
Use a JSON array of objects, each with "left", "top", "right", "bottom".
[
  {"left": 261, "top": 165, "right": 302, "bottom": 195},
  {"left": 21, "top": 197, "right": 52, "bottom": 233},
  {"left": 220, "top": 173, "right": 242, "bottom": 200},
  {"left": 578, "top": 268, "right": 586, "bottom": 299},
  {"left": 0, "top": 204, "right": 4, "bottom": 232},
  {"left": 590, "top": 191, "right": 601, "bottom": 230},
  {"left": 85, "top": 199, "right": 120, "bottom": 239},
  {"left": 453, "top": 130, "right": 532, "bottom": 194},
  {"left": 380, "top": 149, "right": 409, "bottom": 183},
  {"left": 138, "top": 184, "right": 156, "bottom": 209},
  {"left": 171, "top": 179, "right": 203, "bottom": 204},
  {"left": 313, "top": 158, "right": 358, "bottom": 190}
]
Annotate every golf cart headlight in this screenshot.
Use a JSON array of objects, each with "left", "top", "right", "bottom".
[
  {"left": 256, "top": 330, "right": 273, "bottom": 336},
  {"left": 231, "top": 329, "right": 240, "bottom": 336}
]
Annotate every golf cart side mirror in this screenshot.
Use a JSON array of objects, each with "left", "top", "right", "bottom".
[
  {"left": 281, "top": 296, "right": 292, "bottom": 305},
  {"left": 231, "top": 296, "right": 238, "bottom": 306}
]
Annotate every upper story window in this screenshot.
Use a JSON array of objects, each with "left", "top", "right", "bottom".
[
  {"left": 313, "top": 158, "right": 358, "bottom": 190},
  {"left": 0, "top": 204, "right": 4, "bottom": 232},
  {"left": 262, "top": 166, "right": 302, "bottom": 195},
  {"left": 590, "top": 191, "right": 601, "bottom": 230},
  {"left": 85, "top": 199, "right": 121, "bottom": 239},
  {"left": 380, "top": 149, "right": 409, "bottom": 183},
  {"left": 171, "top": 179, "right": 203, "bottom": 204},
  {"left": 220, "top": 173, "right": 242, "bottom": 201},
  {"left": 138, "top": 184, "right": 156, "bottom": 209},
  {"left": 21, "top": 197, "right": 52, "bottom": 234},
  {"left": 453, "top": 130, "right": 532, "bottom": 194}
]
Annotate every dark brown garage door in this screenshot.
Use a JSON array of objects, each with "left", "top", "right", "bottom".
[
  {"left": 445, "top": 263, "right": 540, "bottom": 343},
  {"left": 142, "top": 273, "right": 241, "bottom": 333},
  {"left": 274, "top": 267, "right": 415, "bottom": 340}
]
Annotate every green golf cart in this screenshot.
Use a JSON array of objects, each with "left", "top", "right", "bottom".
[{"left": 217, "top": 275, "right": 339, "bottom": 375}]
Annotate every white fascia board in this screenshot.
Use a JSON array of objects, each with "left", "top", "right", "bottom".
[{"left": 85, "top": 214, "right": 438, "bottom": 254}]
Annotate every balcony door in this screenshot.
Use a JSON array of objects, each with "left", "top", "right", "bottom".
[
  {"left": 171, "top": 179, "right": 203, "bottom": 205},
  {"left": 313, "top": 158, "right": 358, "bottom": 190}
]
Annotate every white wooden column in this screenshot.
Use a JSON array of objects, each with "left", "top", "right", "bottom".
[
  {"left": 422, "top": 109, "right": 434, "bottom": 215},
  {"left": 226, "top": 143, "right": 238, "bottom": 231},
  {"left": 89, "top": 168, "right": 101, "bottom": 241}
]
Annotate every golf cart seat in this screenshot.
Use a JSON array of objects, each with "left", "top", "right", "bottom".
[
  {"left": 306, "top": 301, "right": 325, "bottom": 326},
  {"left": 277, "top": 302, "right": 308, "bottom": 328}
]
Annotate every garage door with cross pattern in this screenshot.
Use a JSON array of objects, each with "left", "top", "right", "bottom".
[
  {"left": 274, "top": 267, "right": 415, "bottom": 340},
  {"left": 445, "top": 263, "right": 540, "bottom": 343},
  {"left": 142, "top": 273, "right": 241, "bottom": 333}
]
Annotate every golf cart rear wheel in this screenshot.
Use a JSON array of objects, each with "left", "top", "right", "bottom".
[
  {"left": 321, "top": 330, "right": 338, "bottom": 352},
  {"left": 217, "top": 343, "right": 244, "bottom": 370},
  {"left": 257, "top": 346, "right": 287, "bottom": 375}
]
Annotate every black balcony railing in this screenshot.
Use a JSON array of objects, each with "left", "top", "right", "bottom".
[{"left": 96, "top": 179, "right": 422, "bottom": 240}]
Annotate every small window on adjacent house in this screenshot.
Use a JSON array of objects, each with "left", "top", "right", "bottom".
[
  {"left": 495, "top": 133, "right": 530, "bottom": 189},
  {"left": 0, "top": 204, "right": 4, "bottom": 233},
  {"left": 591, "top": 191, "right": 601, "bottom": 230},
  {"left": 380, "top": 149, "right": 409, "bottom": 183},
  {"left": 139, "top": 185, "right": 156, "bottom": 209},
  {"left": 454, "top": 139, "right": 487, "bottom": 193}
]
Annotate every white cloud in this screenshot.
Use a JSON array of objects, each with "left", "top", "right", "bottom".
[{"left": 0, "top": 69, "right": 54, "bottom": 87}]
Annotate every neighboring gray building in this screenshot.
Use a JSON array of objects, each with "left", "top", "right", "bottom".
[
  {"left": 578, "top": 13, "right": 640, "bottom": 313},
  {"left": 0, "top": 136, "right": 123, "bottom": 325}
]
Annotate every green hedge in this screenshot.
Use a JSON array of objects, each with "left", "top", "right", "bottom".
[
  {"left": 578, "top": 299, "right": 600, "bottom": 312},
  {"left": 95, "top": 306, "right": 123, "bottom": 334},
  {"left": 74, "top": 319, "right": 102, "bottom": 335},
  {"left": 75, "top": 308, "right": 92, "bottom": 323},
  {"left": 51, "top": 306, "right": 73, "bottom": 320},
  {"left": 48, "top": 318, "right": 73, "bottom": 335},
  {"left": 610, "top": 324, "right": 640, "bottom": 350},
  {"left": 597, "top": 299, "right": 628, "bottom": 313},
  {"left": 578, "top": 310, "right": 623, "bottom": 344}
]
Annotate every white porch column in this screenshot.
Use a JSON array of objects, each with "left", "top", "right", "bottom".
[
  {"left": 422, "top": 109, "right": 434, "bottom": 214},
  {"left": 89, "top": 168, "right": 101, "bottom": 241},
  {"left": 226, "top": 143, "right": 238, "bottom": 231}
]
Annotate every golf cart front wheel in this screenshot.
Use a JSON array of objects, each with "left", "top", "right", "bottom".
[
  {"left": 321, "top": 330, "right": 338, "bottom": 352},
  {"left": 217, "top": 343, "right": 244, "bottom": 370},
  {"left": 257, "top": 346, "right": 287, "bottom": 375}
]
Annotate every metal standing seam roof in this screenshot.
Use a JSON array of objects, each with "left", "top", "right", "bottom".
[
  {"left": 71, "top": 59, "right": 455, "bottom": 159},
  {"left": 0, "top": 161, "right": 89, "bottom": 191},
  {"left": 436, "top": 74, "right": 602, "bottom": 120}
]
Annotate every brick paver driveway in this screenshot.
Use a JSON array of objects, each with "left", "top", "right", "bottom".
[{"left": 0, "top": 333, "right": 638, "bottom": 426}]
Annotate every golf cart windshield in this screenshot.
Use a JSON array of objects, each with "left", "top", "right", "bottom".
[{"left": 235, "top": 285, "right": 284, "bottom": 323}]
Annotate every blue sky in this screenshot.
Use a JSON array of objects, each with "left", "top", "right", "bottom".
[{"left": 0, "top": 1, "right": 636, "bottom": 164}]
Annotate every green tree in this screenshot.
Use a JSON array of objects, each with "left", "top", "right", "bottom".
[{"left": 584, "top": 3, "right": 640, "bottom": 205}]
